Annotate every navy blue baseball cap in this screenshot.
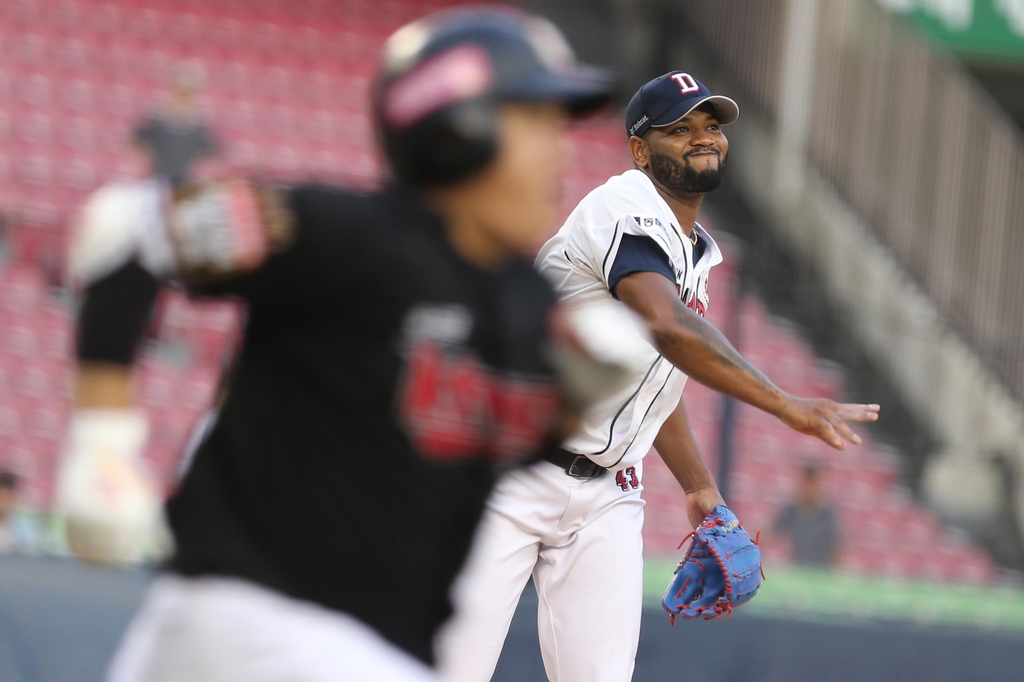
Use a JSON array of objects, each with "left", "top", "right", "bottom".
[{"left": 625, "top": 71, "right": 739, "bottom": 138}]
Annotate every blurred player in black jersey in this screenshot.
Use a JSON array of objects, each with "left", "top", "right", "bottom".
[{"left": 55, "top": 9, "right": 615, "bottom": 681}]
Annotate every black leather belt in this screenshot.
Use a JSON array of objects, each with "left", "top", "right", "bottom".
[{"left": 543, "top": 448, "right": 607, "bottom": 479}]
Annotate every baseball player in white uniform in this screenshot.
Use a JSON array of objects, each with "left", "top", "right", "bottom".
[{"left": 436, "top": 71, "right": 880, "bottom": 682}]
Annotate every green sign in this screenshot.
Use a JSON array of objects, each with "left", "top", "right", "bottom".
[
  {"left": 878, "top": 0, "right": 1024, "bottom": 62},
  {"left": 643, "top": 558, "right": 1024, "bottom": 633}
]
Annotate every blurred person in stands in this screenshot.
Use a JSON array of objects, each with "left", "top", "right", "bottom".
[
  {"left": 0, "top": 209, "right": 9, "bottom": 250},
  {"left": 55, "top": 9, "right": 618, "bottom": 682},
  {"left": 132, "top": 62, "right": 227, "bottom": 476},
  {"left": 133, "top": 63, "right": 220, "bottom": 184},
  {"left": 774, "top": 463, "right": 841, "bottom": 567},
  {"left": 0, "top": 470, "right": 39, "bottom": 555}
]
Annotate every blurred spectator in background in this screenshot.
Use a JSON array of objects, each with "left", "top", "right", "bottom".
[
  {"left": 133, "top": 63, "right": 220, "bottom": 184},
  {"left": 0, "top": 470, "right": 39, "bottom": 555},
  {"left": 0, "top": 210, "right": 10, "bottom": 257},
  {"left": 774, "top": 463, "right": 840, "bottom": 568}
]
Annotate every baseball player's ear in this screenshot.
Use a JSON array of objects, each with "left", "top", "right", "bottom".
[{"left": 629, "top": 135, "right": 649, "bottom": 170}]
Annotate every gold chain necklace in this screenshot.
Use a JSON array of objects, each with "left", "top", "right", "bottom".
[{"left": 688, "top": 228, "right": 699, "bottom": 246}]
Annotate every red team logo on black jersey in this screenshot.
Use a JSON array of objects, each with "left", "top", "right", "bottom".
[{"left": 398, "top": 340, "right": 560, "bottom": 464}]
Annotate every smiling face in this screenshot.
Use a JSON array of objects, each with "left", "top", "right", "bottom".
[{"left": 629, "top": 103, "right": 729, "bottom": 195}]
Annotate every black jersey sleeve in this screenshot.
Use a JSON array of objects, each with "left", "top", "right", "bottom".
[
  {"left": 77, "top": 260, "right": 161, "bottom": 365},
  {"left": 189, "top": 185, "right": 375, "bottom": 311},
  {"left": 493, "top": 261, "right": 560, "bottom": 375}
]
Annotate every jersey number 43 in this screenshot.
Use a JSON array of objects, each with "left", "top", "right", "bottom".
[{"left": 615, "top": 466, "right": 639, "bottom": 491}]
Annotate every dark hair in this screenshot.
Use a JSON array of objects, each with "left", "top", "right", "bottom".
[{"left": 0, "top": 470, "right": 18, "bottom": 489}]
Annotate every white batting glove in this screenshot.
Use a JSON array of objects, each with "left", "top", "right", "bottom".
[{"left": 54, "top": 410, "right": 172, "bottom": 566}]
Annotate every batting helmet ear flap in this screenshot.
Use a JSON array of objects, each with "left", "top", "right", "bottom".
[{"left": 379, "top": 97, "right": 500, "bottom": 186}]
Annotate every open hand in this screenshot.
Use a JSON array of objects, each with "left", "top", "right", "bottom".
[{"left": 775, "top": 397, "right": 879, "bottom": 450}]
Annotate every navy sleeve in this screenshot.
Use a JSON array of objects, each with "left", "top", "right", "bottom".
[{"left": 607, "top": 234, "right": 676, "bottom": 299}]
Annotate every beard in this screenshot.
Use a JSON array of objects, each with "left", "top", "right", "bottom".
[{"left": 648, "top": 149, "right": 727, "bottom": 194}]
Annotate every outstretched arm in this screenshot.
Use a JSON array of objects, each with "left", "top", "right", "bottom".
[
  {"left": 653, "top": 399, "right": 725, "bottom": 529},
  {"left": 74, "top": 254, "right": 165, "bottom": 410},
  {"left": 59, "top": 195, "right": 171, "bottom": 565},
  {"left": 615, "top": 271, "right": 879, "bottom": 449}
]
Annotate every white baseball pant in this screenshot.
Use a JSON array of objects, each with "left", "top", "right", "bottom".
[
  {"left": 107, "top": 574, "right": 437, "bottom": 682},
  {"left": 436, "top": 459, "right": 645, "bottom": 682}
]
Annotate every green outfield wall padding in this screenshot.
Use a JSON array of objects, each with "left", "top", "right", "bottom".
[{"left": 644, "top": 558, "right": 1024, "bottom": 632}]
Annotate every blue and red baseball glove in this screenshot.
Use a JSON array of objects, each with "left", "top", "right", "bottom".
[{"left": 662, "top": 505, "right": 763, "bottom": 623}]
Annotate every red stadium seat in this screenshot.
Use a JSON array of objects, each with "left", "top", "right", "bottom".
[
  {"left": 0, "top": 403, "right": 22, "bottom": 440},
  {"left": 140, "top": 371, "right": 177, "bottom": 409},
  {"left": 24, "top": 402, "right": 68, "bottom": 442},
  {"left": 0, "top": 0, "right": 997, "bottom": 586},
  {"left": 11, "top": 360, "right": 67, "bottom": 400},
  {"left": 1, "top": 323, "right": 40, "bottom": 358},
  {"left": 0, "top": 266, "right": 47, "bottom": 313},
  {"left": 147, "top": 406, "right": 190, "bottom": 450},
  {"left": 37, "top": 308, "right": 74, "bottom": 361},
  {"left": 177, "top": 369, "right": 219, "bottom": 411}
]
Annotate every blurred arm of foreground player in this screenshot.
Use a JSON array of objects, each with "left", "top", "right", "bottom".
[
  {"left": 653, "top": 400, "right": 725, "bottom": 530},
  {"left": 59, "top": 168, "right": 629, "bottom": 564},
  {"left": 57, "top": 180, "right": 184, "bottom": 566},
  {"left": 57, "top": 179, "right": 329, "bottom": 566},
  {"left": 76, "top": 363, "right": 134, "bottom": 410},
  {"left": 57, "top": 177, "right": 306, "bottom": 565},
  {"left": 614, "top": 271, "right": 880, "bottom": 450}
]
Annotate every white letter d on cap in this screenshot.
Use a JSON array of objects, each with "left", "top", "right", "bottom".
[{"left": 671, "top": 73, "right": 699, "bottom": 94}]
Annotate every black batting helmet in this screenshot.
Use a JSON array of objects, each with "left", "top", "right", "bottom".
[{"left": 373, "top": 7, "right": 613, "bottom": 186}]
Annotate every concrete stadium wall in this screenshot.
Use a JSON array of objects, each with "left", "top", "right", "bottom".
[{"left": 2, "top": 557, "right": 1023, "bottom": 682}]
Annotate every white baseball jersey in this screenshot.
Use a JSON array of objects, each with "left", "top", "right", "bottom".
[{"left": 535, "top": 168, "right": 722, "bottom": 469}]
